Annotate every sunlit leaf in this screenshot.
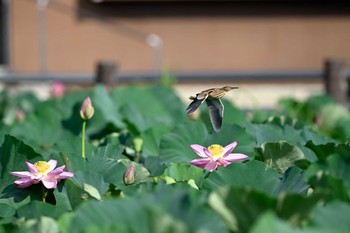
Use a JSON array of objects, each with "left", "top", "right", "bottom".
[
  {"left": 16, "top": 216, "right": 60, "bottom": 233},
  {"left": 163, "top": 163, "right": 205, "bottom": 187},
  {"left": 68, "top": 184, "right": 228, "bottom": 233},
  {"left": 310, "top": 201, "right": 350, "bottom": 231},
  {"left": 255, "top": 141, "right": 306, "bottom": 174},
  {"left": 208, "top": 186, "right": 276, "bottom": 232},
  {"left": 203, "top": 160, "right": 279, "bottom": 195},
  {"left": 251, "top": 212, "right": 324, "bottom": 233}
]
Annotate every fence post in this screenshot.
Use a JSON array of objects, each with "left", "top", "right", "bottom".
[
  {"left": 324, "top": 58, "right": 348, "bottom": 106},
  {"left": 95, "top": 61, "right": 117, "bottom": 87}
]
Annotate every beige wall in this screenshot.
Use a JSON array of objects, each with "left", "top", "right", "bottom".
[{"left": 10, "top": 0, "right": 350, "bottom": 73}]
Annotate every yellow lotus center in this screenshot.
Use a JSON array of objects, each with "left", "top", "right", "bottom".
[
  {"left": 208, "top": 144, "right": 224, "bottom": 159},
  {"left": 34, "top": 161, "right": 50, "bottom": 175}
]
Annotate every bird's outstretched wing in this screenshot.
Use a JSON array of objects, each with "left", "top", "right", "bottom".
[
  {"left": 205, "top": 98, "right": 224, "bottom": 132},
  {"left": 186, "top": 94, "right": 208, "bottom": 115}
]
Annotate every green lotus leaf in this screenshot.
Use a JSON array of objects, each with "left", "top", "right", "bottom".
[
  {"left": 255, "top": 141, "right": 306, "bottom": 174},
  {"left": 203, "top": 160, "right": 279, "bottom": 195}
]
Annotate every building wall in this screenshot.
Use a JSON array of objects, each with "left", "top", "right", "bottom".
[{"left": 10, "top": 0, "right": 350, "bottom": 73}]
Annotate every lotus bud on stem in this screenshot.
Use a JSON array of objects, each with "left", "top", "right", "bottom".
[
  {"left": 80, "top": 97, "right": 95, "bottom": 121},
  {"left": 133, "top": 137, "right": 143, "bottom": 163},
  {"left": 124, "top": 165, "right": 135, "bottom": 185},
  {"left": 80, "top": 97, "right": 94, "bottom": 159}
]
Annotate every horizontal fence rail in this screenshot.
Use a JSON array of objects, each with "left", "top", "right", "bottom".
[
  {"left": 0, "top": 59, "right": 349, "bottom": 107},
  {"left": 1, "top": 59, "right": 350, "bottom": 108},
  {"left": 0, "top": 70, "right": 330, "bottom": 84}
]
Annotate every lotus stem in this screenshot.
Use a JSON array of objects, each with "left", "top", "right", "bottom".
[
  {"left": 82, "top": 120, "right": 86, "bottom": 159},
  {"left": 42, "top": 186, "right": 47, "bottom": 203}
]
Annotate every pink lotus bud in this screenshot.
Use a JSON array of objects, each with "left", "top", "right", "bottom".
[
  {"left": 124, "top": 165, "right": 135, "bottom": 185},
  {"left": 16, "top": 109, "right": 25, "bottom": 122},
  {"left": 80, "top": 97, "right": 94, "bottom": 120},
  {"left": 51, "top": 81, "right": 65, "bottom": 98}
]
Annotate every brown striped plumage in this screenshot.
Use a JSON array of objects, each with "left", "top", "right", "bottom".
[{"left": 186, "top": 86, "right": 238, "bottom": 132}]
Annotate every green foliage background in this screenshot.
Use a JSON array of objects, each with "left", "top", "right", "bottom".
[{"left": 0, "top": 85, "right": 349, "bottom": 233}]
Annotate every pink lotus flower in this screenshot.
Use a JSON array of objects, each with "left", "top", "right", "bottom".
[
  {"left": 51, "top": 81, "right": 65, "bottom": 98},
  {"left": 10, "top": 160, "right": 74, "bottom": 189},
  {"left": 190, "top": 141, "right": 248, "bottom": 172}
]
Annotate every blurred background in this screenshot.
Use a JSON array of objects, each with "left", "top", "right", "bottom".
[{"left": 1, "top": 0, "right": 350, "bottom": 109}]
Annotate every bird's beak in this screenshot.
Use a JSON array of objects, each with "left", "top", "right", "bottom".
[{"left": 225, "top": 86, "right": 239, "bottom": 91}]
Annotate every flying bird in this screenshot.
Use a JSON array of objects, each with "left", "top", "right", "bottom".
[{"left": 186, "top": 86, "right": 238, "bottom": 132}]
